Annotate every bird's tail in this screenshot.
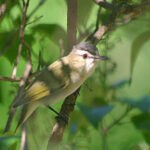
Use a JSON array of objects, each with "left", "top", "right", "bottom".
[{"left": 15, "top": 101, "right": 40, "bottom": 134}]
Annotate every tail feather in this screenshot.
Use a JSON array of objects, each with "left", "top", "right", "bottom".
[{"left": 15, "top": 102, "right": 40, "bottom": 134}]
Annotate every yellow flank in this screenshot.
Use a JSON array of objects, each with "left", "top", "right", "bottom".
[{"left": 26, "top": 82, "right": 50, "bottom": 101}]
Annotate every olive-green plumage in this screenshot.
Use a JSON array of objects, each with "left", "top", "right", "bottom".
[{"left": 13, "top": 42, "right": 106, "bottom": 133}]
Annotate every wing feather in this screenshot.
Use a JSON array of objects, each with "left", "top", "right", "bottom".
[{"left": 13, "top": 58, "right": 70, "bottom": 107}]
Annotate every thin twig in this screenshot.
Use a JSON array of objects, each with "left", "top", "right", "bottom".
[
  {"left": 84, "top": 83, "right": 93, "bottom": 92},
  {"left": 36, "top": 50, "right": 42, "bottom": 72},
  {"left": 106, "top": 106, "right": 131, "bottom": 131},
  {"left": 77, "top": 25, "right": 94, "bottom": 43},
  {"left": 11, "top": 43, "right": 23, "bottom": 78},
  {"left": 4, "top": 0, "right": 31, "bottom": 135},
  {"left": 26, "top": 15, "right": 43, "bottom": 26},
  {"left": 59, "top": 39, "right": 64, "bottom": 57},
  {"left": 100, "top": 122, "right": 108, "bottom": 150},
  {"left": 96, "top": 7, "right": 102, "bottom": 30},
  {"left": 19, "top": 0, "right": 32, "bottom": 87},
  {"left": 20, "top": 126, "right": 27, "bottom": 150},
  {"left": 27, "top": 0, "right": 46, "bottom": 20},
  {"left": 0, "top": 76, "right": 21, "bottom": 82},
  {"left": 87, "top": 1, "right": 150, "bottom": 45}
]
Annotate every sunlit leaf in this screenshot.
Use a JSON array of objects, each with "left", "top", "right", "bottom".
[
  {"left": 77, "top": 103, "right": 114, "bottom": 129},
  {"left": 122, "top": 95, "right": 150, "bottom": 112},
  {"left": 130, "top": 30, "right": 150, "bottom": 77},
  {"left": 78, "top": 0, "right": 95, "bottom": 27}
]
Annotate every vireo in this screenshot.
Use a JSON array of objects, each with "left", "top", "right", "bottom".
[{"left": 13, "top": 42, "right": 107, "bottom": 133}]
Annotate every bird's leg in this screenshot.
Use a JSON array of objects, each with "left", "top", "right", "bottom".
[{"left": 47, "top": 106, "right": 69, "bottom": 123}]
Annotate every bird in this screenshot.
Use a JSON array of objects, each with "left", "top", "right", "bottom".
[{"left": 13, "top": 42, "right": 107, "bottom": 133}]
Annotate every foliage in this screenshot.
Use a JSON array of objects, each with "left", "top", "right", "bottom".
[{"left": 0, "top": 0, "right": 150, "bottom": 150}]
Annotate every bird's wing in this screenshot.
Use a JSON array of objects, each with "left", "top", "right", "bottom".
[{"left": 13, "top": 58, "right": 71, "bottom": 107}]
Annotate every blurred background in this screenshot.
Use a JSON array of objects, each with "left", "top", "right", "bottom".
[{"left": 0, "top": 0, "right": 150, "bottom": 150}]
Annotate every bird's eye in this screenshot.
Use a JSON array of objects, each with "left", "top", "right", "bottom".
[{"left": 83, "top": 53, "right": 88, "bottom": 59}]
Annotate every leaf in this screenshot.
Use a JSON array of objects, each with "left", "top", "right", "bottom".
[
  {"left": 0, "top": 31, "right": 35, "bottom": 63},
  {"left": 111, "top": 79, "right": 131, "bottom": 88},
  {"left": 0, "top": 136, "right": 20, "bottom": 141},
  {"left": 7, "top": 141, "right": 18, "bottom": 150},
  {"left": 69, "top": 122, "right": 78, "bottom": 134},
  {"left": 77, "top": 0, "right": 95, "bottom": 27},
  {"left": 130, "top": 30, "right": 150, "bottom": 77},
  {"left": 32, "top": 24, "right": 67, "bottom": 47},
  {"left": 77, "top": 103, "right": 114, "bottom": 129},
  {"left": 0, "top": 0, "right": 19, "bottom": 20},
  {"left": 132, "top": 113, "right": 150, "bottom": 144},
  {"left": 122, "top": 95, "right": 150, "bottom": 113}
]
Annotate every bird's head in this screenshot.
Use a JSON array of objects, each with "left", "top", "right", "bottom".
[{"left": 69, "top": 42, "right": 107, "bottom": 76}]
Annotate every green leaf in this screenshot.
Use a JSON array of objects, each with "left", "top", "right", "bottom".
[
  {"left": 0, "top": 31, "right": 35, "bottom": 63},
  {"left": 111, "top": 79, "right": 131, "bottom": 88},
  {"left": 0, "top": 136, "right": 20, "bottom": 141},
  {"left": 32, "top": 24, "right": 67, "bottom": 48},
  {"left": 130, "top": 30, "right": 150, "bottom": 77},
  {"left": 77, "top": 103, "right": 114, "bottom": 129},
  {"left": 78, "top": 0, "right": 95, "bottom": 27},
  {"left": 122, "top": 95, "right": 150, "bottom": 112},
  {"left": 132, "top": 113, "right": 150, "bottom": 144},
  {"left": 7, "top": 141, "right": 18, "bottom": 150}
]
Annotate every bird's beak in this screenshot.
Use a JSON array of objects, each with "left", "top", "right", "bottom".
[
  {"left": 94, "top": 55, "right": 108, "bottom": 60},
  {"left": 91, "top": 55, "right": 108, "bottom": 62}
]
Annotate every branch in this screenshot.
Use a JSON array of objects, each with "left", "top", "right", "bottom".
[
  {"left": 66, "top": 0, "right": 77, "bottom": 53},
  {"left": 47, "top": 89, "right": 80, "bottom": 149},
  {"left": 88, "top": 1, "right": 150, "bottom": 44},
  {"left": 48, "top": 0, "right": 150, "bottom": 148},
  {"left": 47, "top": 0, "right": 78, "bottom": 148},
  {"left": 106, "top": 105, "right": 131, "bottom": 131},
  {"left": 18, "top": 0, "right": 32, "bottom": 87},
  {"left": 20, "top": 126, "right": 28, "bottom": 150},
  {"left": 4, "top": 0, "right": 31, "bottom": 135},
  {"left": 11, "top": 43, "right": 23, "bottom": 78},
  {"left": 0, "top": 76, "right": 21, "bottom": 82},
  {"left": 27, "top": 0, "right": 46, "bottom": 20}
]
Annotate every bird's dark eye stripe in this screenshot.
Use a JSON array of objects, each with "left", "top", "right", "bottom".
[{"left": 83, "top": 53, "right": 88, "bottom": 59}]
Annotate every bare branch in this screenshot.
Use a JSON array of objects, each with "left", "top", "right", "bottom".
[
  {"left": 20, "top": 126, "right": 27, "bottom": 150},
  {"left": 26, "top": 15, "right": 43, "bottom": 26},
  {"left": 87, "top": 1, "right": 150, "bottom": 45},
  {"left": 11, "top": 43, "right": 23, "bottom": 78},
  {"left": 93, "top": 0, "right": 105, "bottom": 3},
  {"left": 47, "top": 0, "right": 78, "bottom": 148},
  {"left": 4, "top": 0, "right": 31, "bottom": 134},
  {"left": 47, "top": 89, "right": 80, "bottom": 149},
  {"left": 66, "top": 0, "right": 77, "bottom": 53},
  {"left": 0, "top": 76, "right": 21, "bottom": 82},
  {"left": 106, "top": 106, "right": 131, "bottom": 131},
  {"left": 59, "top": 39, "right": 64, "bottom": 58},
  {"left": 19, "top": 0, "right": 32, "bottom": 87},
  {"left": 27, "top": 0, "right": 46, "bottom": 20}
]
